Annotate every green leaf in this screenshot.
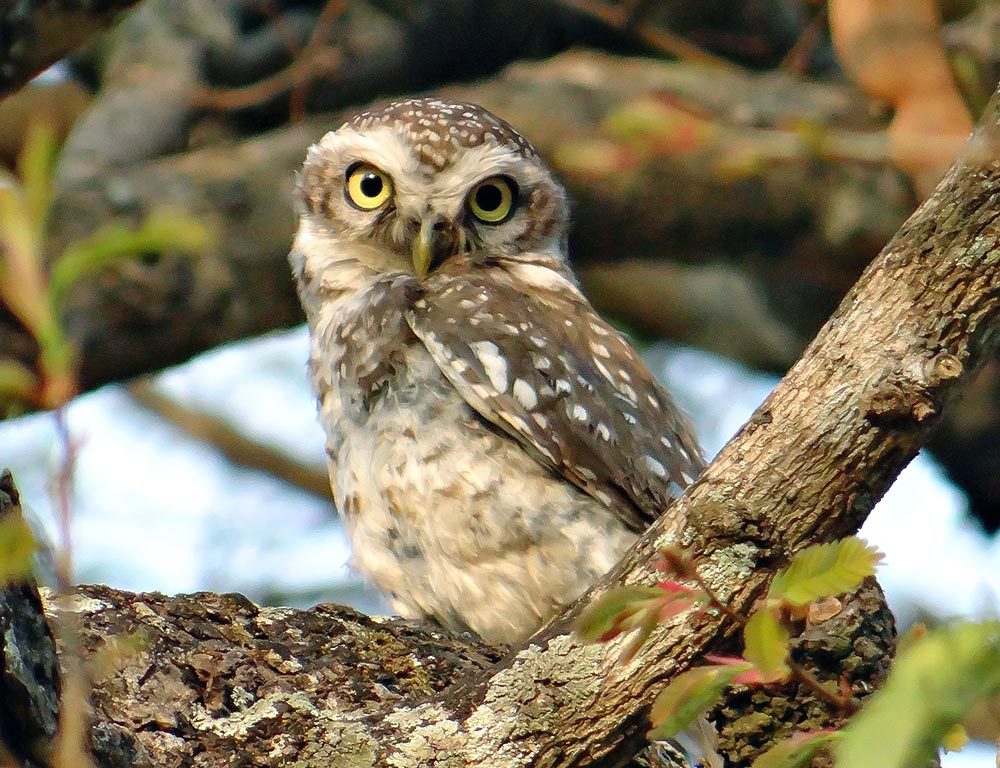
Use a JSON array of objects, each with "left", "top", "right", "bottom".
[
  {"left": 0, "top": 513, "right": 37, "bottom": 584},
  {"left": 648, "top": 665, "right": 740, "bottom": 740},
  {"left": 0, "top": 359, "right": 37, "bottom": 401},
  {"left": 769, "top": 537, "right": 883, "bottom": 606},
  {"left": 836, "top": 621, "right": 1000, "bottom": 768},
  {"left": 743, "top": 608, "right": 790, "bottom": 681},
  {"left": 751, "top": 730, "right": 839, "bottom": 768},
  {"left": 49, "top": 208, "right": 215, "bottom": 308},
  {"left": 18, "top": 121, "right": 57, "bottom": 239},
  {"left": 940, "top": 724, "right": 967, "bottom": 753},
  {"left": 575, "top": 585, "right": 663, "bottom": 643}
]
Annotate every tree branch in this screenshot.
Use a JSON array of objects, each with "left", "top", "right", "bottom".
[{"left": 0, "top": 0, "right": 142, "bottom": 98}]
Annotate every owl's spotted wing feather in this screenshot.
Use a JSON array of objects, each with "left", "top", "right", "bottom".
[{"left": 406, "top": 260, "right": 705, "bottom": 532}]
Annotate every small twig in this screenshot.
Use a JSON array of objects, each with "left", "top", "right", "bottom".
[
  {"left": 51, "top": 406, "right": 76, "bottom": 591},
  {"left": 552, "top": 0, "right": 745, "bottom": 73},
  {"left": 779, "top": 1, "right": 829, "bottom": 73},
  {"left": 127, "top": 380, "right": 333, "bottom": 500},
  {"left": 686, "top": 566, "right": 748, "bottom": 627},
  {"left": 50, "top": 407, "right": 97, "bottom": 768},
  {"left": 253, "top": 0, "right": 307, "bottom": 56},
  {"left": 190, "top": 49, "right": 340, "bottom": 111},
  {"left": 788, "top": 658, "right": 856, "bottom": 713},
  {"left": 289, "top": 0, "right": 351, "bottom": 123},
  {"left": 191, "top": 0, "right": 350, "bottom": 118}
]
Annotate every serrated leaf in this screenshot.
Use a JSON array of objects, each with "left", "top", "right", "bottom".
[
  {"left": 0, "top": 513, "right": 36, "bottom": 584},
  {"left": 743, "top": 608, "right": 790, "bottom": 682},
  {"left": 836, "top": 621, "right": 1000, "bottom": 768},
  {"left": 648, "top": 665, "right": 739, "bottom": 740},
  {"left": 769, "top": 537, "right": 883, "bottom": 606},
  {"left": 575, "top": 585, "right": 663, "bottom": 643},
  {"left": 751, "top": 730, "right": 839, "bottom": 768}
]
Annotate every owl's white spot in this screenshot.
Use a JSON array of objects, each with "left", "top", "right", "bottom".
[
  {"left": 619, "top": 368, "right": 632, "bottom": 383},
  {"left": 554, "top": 379, "right": 572, "bottom": 395},
  {"left": 469, "top": 340, "right": 509, "bottom": 392},
  {"left": 660, "top": 435, "right": 673, "bottom": 449},
  {"left": 596, "top": 423, "right": 612, "bottom": 442},
  {"left": 450, "top": 359, "right": 470, "bottom": 374},
  {"left": 531, "top": 354, "right": 551, "bottom": 370},
  {"left": 590, "top": 322, "right": 609, "bottom": 337},
  {"left": 643, "top": 455, "right": 667, "bottom": 478},
  {"left": 414, "top": 299, "right": 427, "bottom": 309},
  {"left": 506, "top": 414, "right": 533, "bottom": 437},
  {"left": 571, "top": 404, "right": 589, "bottom": 422},
  {"left": 530, "top": 336, "right": 547, "bottom": 348},
  {"left": 512, "top": 378, "right": 538, "bottom": 410},
  {"left": 618, "top": 382, "right": 638, "bottom": 403},
  {"left": 590, "top": 342, "right": 610, "bottom": 358},
  {"left": 564, "top": 319, "right": 573, "bottom": 327},
  {"left": 647, "top": 394, "right": 661, "bottom": 410},
  {"left": 593, "top": 358, "right": 615, "bottom": 384},
  {"left": 459, "top": 299, "right": 476, "bottom": 309},
  {"left": 532, "top": 412, "right": 549, "bottom": 428},
  {"left": 622, "top": 412, "right": 637, "bottom": 425},
  {"left": 681, "top": 472, "right": 695, "bottom": 484},
  {"left": 469, "top": 318, "right": 480, "bottom": 326},
  {"left": 577, "top": 466, "right": 597, "bottom": 481},
  {"left": 471, "top": 383, "right": 491, "bottom": 400},
  {"left": 575, "top": 375, "right": 594, "bottom": 392}
]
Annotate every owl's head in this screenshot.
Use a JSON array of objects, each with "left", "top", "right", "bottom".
[{"left": 294, "top": 98, "right": 569, "bottom": 278}]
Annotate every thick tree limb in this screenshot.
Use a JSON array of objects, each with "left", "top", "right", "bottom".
[
  {"left": 24, "top": 52, "right": 900, "bottom": 394},
  {"left": 0, "top": 0, "right": 141, "bottom": 98},
  {"left": 0, "top": 575, "right": 890, "bottom": 768}
]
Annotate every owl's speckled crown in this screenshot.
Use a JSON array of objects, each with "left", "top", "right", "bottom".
[{"left": 343, "top": 97, "right": 539, "bottom": 171}]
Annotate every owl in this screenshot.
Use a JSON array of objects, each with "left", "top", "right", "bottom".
[{"left": 290, "top": 97, "right": 705, "bottom": 645}]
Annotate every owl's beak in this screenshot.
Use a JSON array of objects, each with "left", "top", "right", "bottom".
[{"left": 412, "top": 215, "right": 461, "bottom": 277}]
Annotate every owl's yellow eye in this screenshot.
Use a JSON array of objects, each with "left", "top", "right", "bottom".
[
  {"left": 468, "top": 176, "right": 516, "bottom": 224},
  {"left": 345, "top": 164, "right": 393, "bottom": 210}
]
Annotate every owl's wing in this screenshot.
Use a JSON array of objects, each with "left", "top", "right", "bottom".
[{"left": 406, "top": 263, "right": 705, "bottom": 532}]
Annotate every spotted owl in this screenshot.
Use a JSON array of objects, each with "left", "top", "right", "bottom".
[{"left": 290, "top": 97, "right": 705, "bottom": 645}]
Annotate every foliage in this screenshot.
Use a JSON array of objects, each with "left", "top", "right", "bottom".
[
  {"left": 580, "top": 535, "right": 949, "bottom": 766},
  {"left": 768, "top": 537, "right": 883, "bottom": 607},
  {"left": 0, "top": 511, "right": 36, "bottom": 585},
  {"left": 0, "top": 121, "right": 215, "bottom": 415},
  {"left": 579, "top": 536, "right": 1000, "bottom": 766},
  {"left": 835, "top": 621, "right": 1000, "bottom": 768}
]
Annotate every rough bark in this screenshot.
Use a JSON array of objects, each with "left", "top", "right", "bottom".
[
  {"left": 2, "top": 73, "right": 998, "bottom": 768},
  {"left": 0, "top": 471, "right": 60, "bottom": 768},
  {"left": 0, "top": 577, "right": 889, "bottom": 768}
]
